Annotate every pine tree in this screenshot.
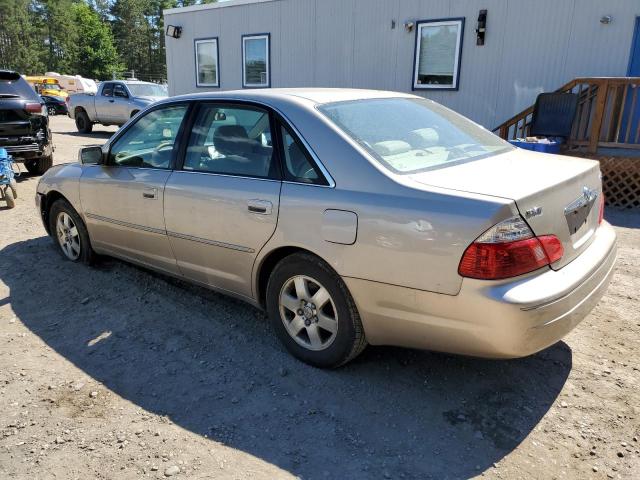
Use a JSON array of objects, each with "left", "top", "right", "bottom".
[
  {"left": 73, "top": 2, "right": 122, "bottom": 79},
  {"left": 0, "top": 0, "right": 46, "bottom": 74}
]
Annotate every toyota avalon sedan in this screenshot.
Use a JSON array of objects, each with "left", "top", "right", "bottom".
[{"left": 35, "top": 89, "right": 617, "bottom": 368}]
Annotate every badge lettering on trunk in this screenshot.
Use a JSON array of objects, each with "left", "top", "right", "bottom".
[
  {"left": 525, "top": 206, "right": 543, "bottom": 219},
  {"left": 564, "top": 186, "right": 598, "bottom": 235}
]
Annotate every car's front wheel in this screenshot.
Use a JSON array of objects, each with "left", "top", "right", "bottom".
[
  {"left": 48, "top": 198, "right": 95, "bottom": 265},
  {"left": 266, "top": 252, "right": 367, "bottom": 368}
]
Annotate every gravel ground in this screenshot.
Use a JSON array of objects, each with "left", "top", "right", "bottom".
[{"left": 0, "top": 116, "right": 639, "bottom": 480}]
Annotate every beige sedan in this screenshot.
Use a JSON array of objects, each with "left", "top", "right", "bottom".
[{"left": 36, "top": 89, "right": 616, "bottom": 367}]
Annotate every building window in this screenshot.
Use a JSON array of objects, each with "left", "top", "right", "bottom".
[
  {"left": 195, "top": 38, "right": 220, "bottom": 87},
  {"left": 413, "top": 18, "right": 464, "bottom": 90},
  {"left": 242, "top": 34, "right": 270, "bottom": 88}
]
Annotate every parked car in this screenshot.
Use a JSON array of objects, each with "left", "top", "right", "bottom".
[
  {"left": 40, "top": 95, "right": 68, "bottom": 116},
  {"left": 0, "top": 70, "right": 53, "bottom": 175},
  {"left": 35, "top": 89, "right": 617, "bottom": 368},
  {"left": 68, "top": 80, "right": 168, "bottom": 133}
]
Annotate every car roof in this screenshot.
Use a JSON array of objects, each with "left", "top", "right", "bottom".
[{"left": 169, "top": 88, "right": 418, "bottom": 107}]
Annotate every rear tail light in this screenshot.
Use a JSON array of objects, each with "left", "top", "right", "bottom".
[
  {"left": 458, "top": 216, "right": 564, "bottom": 280},
  {"left": 24, "top": 102, "right": 42, "bottom": 113},
  {"left": 598, "top": 193, "right": 605, "bottom": 224}
]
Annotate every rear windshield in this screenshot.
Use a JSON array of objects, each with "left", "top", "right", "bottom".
[
  {"left": 318, "top": 97, "right": 512, "bottom": 174},
  {"left": 127, "top": 84, "right": 168, "bottom": 98},
  {"left": 0, "top": 73, "right": 40, "bottom": 101}
]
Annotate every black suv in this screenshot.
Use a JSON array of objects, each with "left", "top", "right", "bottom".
[{"left": 0, "top": 70, "right": 53, "bottom": 175}]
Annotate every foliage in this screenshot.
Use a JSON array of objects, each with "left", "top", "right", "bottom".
[{"left": 0, "top": 0, "right": 216, "bottom": 81}]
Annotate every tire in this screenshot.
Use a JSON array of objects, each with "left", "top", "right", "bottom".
[
  {"left": 25, "top": 155, "right": 53, "bottom": 176},
  {"left": 266, "top": 252, "right": 367, "bottom": 368},
  {"left": 48, "top": 198, "right": 95, "bottom": 265},
  {"left": 75, "top": 110, "right": 93, "bottom": 133},
  {"left": 3, "top": 186, "right": 15, "bottom": 209}
]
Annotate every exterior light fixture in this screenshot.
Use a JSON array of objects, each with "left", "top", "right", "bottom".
[
  {"left": 476, "top": 10, "right": 487, "bottom": 45},
  {"left": 404, "top": 21, "right": 414, "bottom": 32},
  {"left": 166, "top": 25, "right": 182, "bottom": 39},
  {"left": 600, "top": 15, "right": 612, "bottom": 24}
]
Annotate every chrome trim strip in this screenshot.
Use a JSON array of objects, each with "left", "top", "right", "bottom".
[
  {"left": 167, "top": 230, "right": 254, "bottom": 253},
  {"left": 85, "top": 213, "right": 166, "bottom": 235},
  {"left": 174, "top": 169, "right": 281, "bottom": 183}
]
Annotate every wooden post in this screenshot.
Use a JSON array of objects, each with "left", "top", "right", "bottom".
[{"left": 588, "top": 80, "right": 609, "bottom": 154}]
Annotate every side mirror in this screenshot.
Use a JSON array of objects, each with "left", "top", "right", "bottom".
[{"left": 79, "top": 146, "right": 103, "bottom": 165}]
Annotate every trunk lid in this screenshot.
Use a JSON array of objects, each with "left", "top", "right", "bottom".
[{"left": 409, "top": 148, "right": 602, "bottom": 269}]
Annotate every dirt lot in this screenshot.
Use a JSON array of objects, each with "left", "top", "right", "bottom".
[{"left": 0, "top": 115, "right": 639, "bottom": 480}]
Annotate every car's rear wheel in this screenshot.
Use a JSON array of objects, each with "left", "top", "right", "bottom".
[
  {"left": 25, "top": 155, "right": 53, "bottom": 176},
  {"left": 75, "top": 110, "right": 93, "bottom": 133},
  {"left": 266, "top": 252, "right": 367, "bottom": 368},
  {"left": 48, "top": 198, "right": 95, "bottom": 265}
]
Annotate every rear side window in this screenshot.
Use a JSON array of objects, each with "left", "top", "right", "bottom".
[
  {"left": 183, "top": 104, "right": 277, "bottom": 179},
  {"left": 279, "top": 125, "right": 326, "bottom": 185},
  {"left": 0, "top": 73, "right": 40, "bottom": 101}
]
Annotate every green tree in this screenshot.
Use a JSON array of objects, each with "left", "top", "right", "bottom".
[
  {"left": 0, "top": 0, "right": 46, "bottom": 74},
  {"left": 73, "top": 2, "right": 122, "bottom": 78},
  {"left": 35, "top": 0, "right": 80, "bottom": 73}
]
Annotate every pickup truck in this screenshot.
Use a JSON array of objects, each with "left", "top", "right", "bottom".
[{"left": 68, "top": 80, "right": 168, "bottom": 133}]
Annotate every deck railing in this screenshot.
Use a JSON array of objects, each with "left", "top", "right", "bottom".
[{"left": 494, "top": 77, "right": 640, "bottom": 153}]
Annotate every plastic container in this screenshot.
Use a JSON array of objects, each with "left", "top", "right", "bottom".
[{"left": 509, "top": 139, "right": 561, "bottom": 154}]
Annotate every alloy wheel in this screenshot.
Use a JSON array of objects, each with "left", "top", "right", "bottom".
[
  {"left": 56, "top": 212, "right": 81, "bottom": 260},
  {"left": 278, "top": 275, "right": 338, "bottom": 351}
]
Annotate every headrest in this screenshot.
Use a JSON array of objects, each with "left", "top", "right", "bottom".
[
  {"left": 372, "top": 140, "right": 411, "bottom": 156},
  {"left": 407, "top": 128, "right": 439, "bottom": 148},
  {"left": 213, "top": 125, "right": 252, "bottom": 156}
]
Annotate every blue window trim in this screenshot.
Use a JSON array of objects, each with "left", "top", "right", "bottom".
[
  {"left": 241, "top": 33, "right": 271, "bottom": 88},
  {"left": 194, "top": 37, "right": 220, "bottom": 88},
  {"left": 411, "top": 17, "right": 465, "bottom": 91}
]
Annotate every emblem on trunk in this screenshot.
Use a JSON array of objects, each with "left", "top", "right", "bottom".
[
  {"left": 525, "top": 206, "right": 543, "bottom": 219},
  {"left": 564, "top": 186, "right": 598, "bottom": 235}
]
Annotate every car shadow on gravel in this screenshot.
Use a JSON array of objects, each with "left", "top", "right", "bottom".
[{"left": 1, "top": 237, "right": 572, "bottom": 479}]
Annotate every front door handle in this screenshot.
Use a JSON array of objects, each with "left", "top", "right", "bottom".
[
  {"left": 142, "top": 187, "right": 157, "bottom": 199},
  {"left": 247, "top": 199, "right": 272, "bottom": 215}
]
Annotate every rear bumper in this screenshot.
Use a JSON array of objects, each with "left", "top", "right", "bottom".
[
  {"left": 345, "top": 221, "right": 617, "bottom": 358},
  {"left": 0, "top": 137, "right": 52, "bottom": 162}
]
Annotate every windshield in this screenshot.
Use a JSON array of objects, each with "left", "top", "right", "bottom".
[
  {"left": 39, "top": 83, "right": 60, "bottom": 90},
  {"left": 127, "top": 84, "right": 168, "bottom": 98},
  {"left": 318, "top": 97, "right": 512, "bottom": 174}
]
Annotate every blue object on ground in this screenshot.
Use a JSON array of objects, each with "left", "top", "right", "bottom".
[
  {"left": 0, "top": 147, "right": 16, "bottom": 185},
  {"left": 509, "top": 139, "right": 561, "bottom": 154}
]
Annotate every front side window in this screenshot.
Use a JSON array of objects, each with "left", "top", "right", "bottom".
[
  {"left": 184, "top": 104, "right": 277, "bottom": 179},
  {"left": 195, "top": 38, "right": 219, "bottom": 87},
  {"left": 413, "top": 19, "right": 464, "bottom": 90},
  {"left": 113, "top": 84, "right": 128, "bottom": 98},
  {"left": 242, "top": 34, "right": 270, "bottom": 87},
  {"left": 109, "top": 104, "right": 188, "bottom": 169},
  {"left": 318, "top": 97, "right": 512, "bottom": 174}
]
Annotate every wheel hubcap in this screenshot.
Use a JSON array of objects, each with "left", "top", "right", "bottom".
[
  {"left": 56, "top": 212, "right": 81, "bottom": 260},
  {"left": 279, "top": 275, "right": 338, "bottom": 351}
]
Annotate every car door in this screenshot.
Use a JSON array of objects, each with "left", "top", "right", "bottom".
[
  {"left": 164, "top": 102, "right": 281, "bottom": 299},
  {"left": 94, "top": 82, "right": 114, "bottom": 122},
  {"left": 79, "top": 102, "right": 190, "bottom": 274},
  {"left": 112, "top": 84, "right": 132, "bottom": 124}
]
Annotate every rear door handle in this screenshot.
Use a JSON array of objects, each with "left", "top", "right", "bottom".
[
  {"left": 247, "top": 199, "right": 272, "bottom": 215},
  {"left": 142, "top": 187, "right": 157, "bottom": 199}
]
